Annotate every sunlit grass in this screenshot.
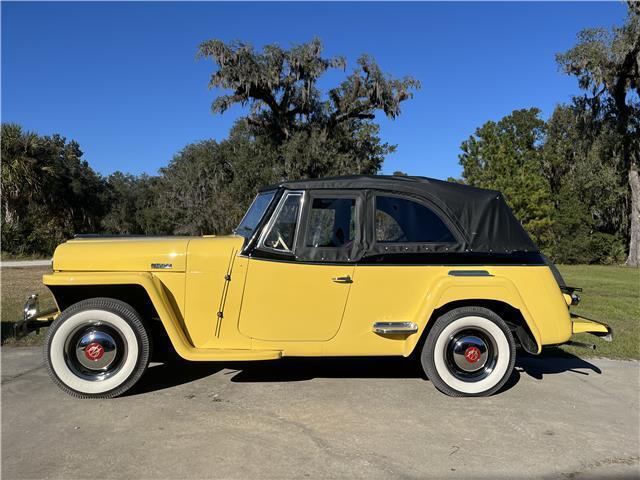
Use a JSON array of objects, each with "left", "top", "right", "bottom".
[{"left": 557, "top": 265, "right": 639, "bottom": 359}]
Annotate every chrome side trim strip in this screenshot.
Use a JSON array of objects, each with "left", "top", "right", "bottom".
[
  {"left": 448, "top": 270, "right": 492, "bottom": 277},
  {"left": 372, "top": 322, "right": 418, "bottom": 335}
]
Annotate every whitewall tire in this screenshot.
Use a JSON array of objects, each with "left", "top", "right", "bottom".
[
  {"left": 421, "top": 306, "right": 516, "bottom": 397},
  {"left": 44, "top": 298, "right": 150, "bottom": 399}
]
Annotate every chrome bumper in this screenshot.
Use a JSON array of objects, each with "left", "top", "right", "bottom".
[{"left": 14, "top": 294, "right": 58, "bottom": 338}]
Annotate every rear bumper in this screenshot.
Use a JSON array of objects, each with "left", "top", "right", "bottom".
[{"left": 571, "top": 313, "right": 613, "bottom": 342}]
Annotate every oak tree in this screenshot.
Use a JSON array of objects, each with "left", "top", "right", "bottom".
[
  {"left": 197, "top": 38, "right": 420, "bottom": 180},
  {"left": 556, "top": 4, "right": 640, "bottom": 265}
]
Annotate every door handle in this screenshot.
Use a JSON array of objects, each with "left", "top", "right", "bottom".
[{"left": 332, "top": 275, "right": 353, "bottom": 284}]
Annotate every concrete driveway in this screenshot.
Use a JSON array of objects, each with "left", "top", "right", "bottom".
[
  {"left": 0, "top": 260, "right": 51, "bottom": 268},
  {"left": 1, "top": 347, "right": 638, "bottom": 479}
]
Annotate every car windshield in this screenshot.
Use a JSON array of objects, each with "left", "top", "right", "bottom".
[{"left": 234, "top": 190, "right": 276, "bottom": 239}]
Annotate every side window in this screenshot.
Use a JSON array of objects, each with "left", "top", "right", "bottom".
[
  {"left": 262, "top": 192, "right": 303, "bottom": 252},
  {"left": 306, "top": 197, "right": 356, "bottom": 248},
  {"left": 375, "top": 196, "right": 455, "bottom": 243}
]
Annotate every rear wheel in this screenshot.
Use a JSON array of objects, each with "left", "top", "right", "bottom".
[
  {"left": 421, "top": 306, "right": 516, "bottom": 397},
  {"left": 44, "top": 298, "right": 150, "bottom": 399}
]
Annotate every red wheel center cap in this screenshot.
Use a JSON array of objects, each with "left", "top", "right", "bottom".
[
  {"left": 84, "top": 342, "right": 105, "bottom": 361},
  {"left": 464, "top": 346, "right": 481, "bottom": 363}
]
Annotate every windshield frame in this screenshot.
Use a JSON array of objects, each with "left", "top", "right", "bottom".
[{"left": 234, "top": 189, "right": 277, "bottom": 240}]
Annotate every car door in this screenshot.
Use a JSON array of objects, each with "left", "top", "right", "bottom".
[
  {"left": 239, "top": 190, "right": 361, "bottom": 342},
  {"left": 347, "top": 192, "right": 460, "bottom": 340}
]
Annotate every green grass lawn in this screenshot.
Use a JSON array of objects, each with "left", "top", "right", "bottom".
[
  {"left": 557, "top": 265, "right": 639, "bottom": 359},
  {"left": 1, "top": 265, "right": 638, "bottom": 358}
]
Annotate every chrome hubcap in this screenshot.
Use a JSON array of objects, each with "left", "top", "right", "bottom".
[
  {"left": 452, "top": 335, "right": 489, "bottom": 372},
  {"left": 445, "top": 327, "right": 498, "bottom": 382},
  {"left": 64, "top": 323, "right": 127, "bottom": 381},
  {"left": 75, "top": 330, "right": 118, "bottom": 370}
]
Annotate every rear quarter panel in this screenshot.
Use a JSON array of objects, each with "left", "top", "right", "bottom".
[
  {"left": 423, "top": 266, "right": 572, "bottom": 350},
  {"left": 323, "top": 264, "right": 571, "bottom": 356}
]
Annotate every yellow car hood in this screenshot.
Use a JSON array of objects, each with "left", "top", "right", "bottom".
[{"left": 52, "top": 236, "right": 195, "bottom": 272}]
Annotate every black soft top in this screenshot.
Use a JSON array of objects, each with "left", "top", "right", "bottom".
[{"left": 269, "top": 175, "right": 538, "bottom": 255}]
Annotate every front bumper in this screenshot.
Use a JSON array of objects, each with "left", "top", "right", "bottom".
[
  {"left": 571, "top": 313, "right": 613, "bottom": 342},
  {"left": 14, "top": 294, "right": 59, "bottom": 338}
]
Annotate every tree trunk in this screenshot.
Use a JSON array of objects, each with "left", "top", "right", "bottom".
[{"left": 626, "top": 163, "right": 640, "bottom": 267}]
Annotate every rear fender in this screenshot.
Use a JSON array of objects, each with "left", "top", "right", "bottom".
[{"left": 408, "top": 273, "right": 543, "bottom": 354}]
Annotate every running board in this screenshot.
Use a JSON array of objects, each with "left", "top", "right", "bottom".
[
  {"left": 180, "top": 349, "right": 282, "bottom": 361},
  {"left": 372, "top": 322, "right": 418, "bottom": 335}
]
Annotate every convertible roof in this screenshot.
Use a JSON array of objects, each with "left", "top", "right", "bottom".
[{"left": 274, "top": 175, "right": 538, "bottom": 254}]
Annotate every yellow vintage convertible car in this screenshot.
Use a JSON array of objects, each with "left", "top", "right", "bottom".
[{"left": 23, "top": 175, "right": 612, "bottom": 398}]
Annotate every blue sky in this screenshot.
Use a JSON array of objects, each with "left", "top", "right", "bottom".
[{"left": 1, "top": 1, "right": 628, "bottom": 180}]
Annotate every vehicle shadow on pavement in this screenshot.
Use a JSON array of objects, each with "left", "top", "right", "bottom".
[
  {"left": 227, "top": 356, "right": 519, "bottom": 394},
  {"left": 227, "top": 351, "right": 602, "bottom": 395},
  {"left": 226, "top": 356, "right": 427, "bottom": 384},
  {"left": 124, "top": 361, "right": 225, "bottom": 396},
  {"left": 125, "top": 350, "right": 602, "bottom": 396},
  {"left": 515, "top": 349, "right": 602, "bottom": 380}
]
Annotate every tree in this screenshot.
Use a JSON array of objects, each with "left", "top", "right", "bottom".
[
  {"left": 543, "top": 104, "right": 628, "bottom": 263},
  {"left": 458, "top": 109, "right": 554, "bottom": 250},
  {"left": 100, "top": 172, "right": 169, "bottom": 235},
  {"left": 1, "top": 124, "right": 105, "bottom": 255},
  {"left": 1, "top": 124, "right": 41, "bottom": 229},
  {"left": 156, "top": 139, "right": 235, "bottom": 235},
  {"left": 197, "top": 38, "right": 420, "bottom": 180},
  {"left": 556, "top": 5, "right": 640, "bottom": 265},
  {"left": 100, "top": 172, "right": 142, "bottom": 234}
]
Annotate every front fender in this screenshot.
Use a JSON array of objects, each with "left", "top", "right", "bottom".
[{"left": 43, "top": 272, "right": 198, "bottom": 360}]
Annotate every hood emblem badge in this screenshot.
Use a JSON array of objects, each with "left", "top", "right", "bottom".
[{"left": 151, "top": 263, "right": 173, "bottom": 269}]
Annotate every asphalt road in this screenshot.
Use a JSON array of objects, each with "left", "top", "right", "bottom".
[{"left": 2, "top": 347, "right": 639, "bottom": 479}]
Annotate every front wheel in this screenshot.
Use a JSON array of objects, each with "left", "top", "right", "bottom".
[
  {"left": 44, "top": 298, "right": 151, "bottom": 399},
  {"left": 421, "top": 306, "right": 516, "bottom": 397}
]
